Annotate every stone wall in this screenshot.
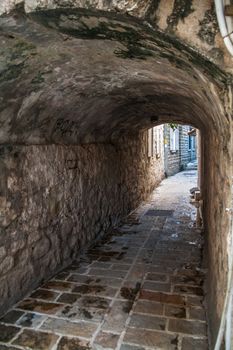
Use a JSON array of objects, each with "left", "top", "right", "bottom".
[
  {"left": 0, "top": 131, "right": 164, "bottom": 313},
  {"left": 203, "top": 126, "right": 232, "bottom": 347}
]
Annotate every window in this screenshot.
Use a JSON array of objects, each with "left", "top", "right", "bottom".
[
  {"left": 148, "top": 128, "right": 153, "bottom": 157},
  {"left": 189, "top": 135, "right": 192, "bottom": 150},
  {"left": 155, "top": 126, "right": 163, "bottom": 157},
  {"left": 148, "top": 126, "right": 163, "bottom": 158},
  {"left": 170, "top": 127, "right": 179, "bottom": 152}
]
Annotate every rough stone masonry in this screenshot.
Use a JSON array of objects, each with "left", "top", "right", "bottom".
[
  {"left": 0, "top": 0, "right": 232, "bottom": 347},
  {"left": 0, "top": 135, "right": 164, "bottom": 313}
]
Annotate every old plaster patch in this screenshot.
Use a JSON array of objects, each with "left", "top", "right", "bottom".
[
  {"left": 16, "top": 91, "right": 44, "bottom": 120},
  {"left": 167, "top": 0, "right": 194, "bottom": 32},
  {"left": 198, "top": 4, "right": 218, "bottom": 46}
]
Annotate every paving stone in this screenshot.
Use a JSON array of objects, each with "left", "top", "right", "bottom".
[
  {"left": 125, "top": 272, "right": 143, "bottom": 282},
  {"left": 57, "top": 292, "right": 81, "bottom": 304},
  {"left": 72, "top": 284, "right": 118, "bottom": 298},
  {"left": 98, "top": 257, "right": 115, "bottom": 262},
  {"left": 168, "top": 318, "right": 207, "bottom": 336},
  {"left": 17, "top": 299, "right": 64, "bottom": 314},
  {"left": 12, "top": 329, "right": 58, "bottom": 349},
  {"left": 102, "top": 301, "right": 133, "bottom": 333},
  {"left": 116, "top": 257, "right": 134, "bottom": 264},
  {"left": 165, "top": 305, "right": 187, "bottom": 319},
  {"left": 53, "top": 272, "right": 71, "bottom": 280},
  {"left": 188, "top": 306, "right": 206, "bottom": 321},
  {"left": 127, "top": 242, "right": 143, "bottom": 248},
  {"left": 42, "top": 281, "right": 74, "bottom": 292},
  {"left": 172, "top": 269, "right": 204, "bottom": 286},
  {"left": 151, "top": 259, "right": 183, "bottom": 268},
  {"left": 174, "top": 285, "right": 203, "bottom": 296},
  {"left": 94, "top": 331, "right": 119, "bottom": 349},
  {"left": 66, "top": 267, "right": 89, "bottom": 274},
  {"left": 91, "top": 262, "right": 113, "bottom": 269},
  {"left": 0, "top": 324, "right": 20, "bottom": 342},
  {"left": 186, "top": 295, "right": 203, "bottom": 307},
  {"left": 145, "top": 273, "right": 168, "bottom": 282},
  {"left": 111, "top": 264, "right": 131, "bottom": 271},
  {"left": 133, "top": 300, "right": 163, "bottom": 316},
  {"left": 30, "top": 288, "right": 60, "bottom": 301},
  {"left": 123, "top": 328, "right": 179, "bottom": 349},
  {"left": 40, "top": 317, "right": 98, "bottom": 337},
  {"left": 88, "top": 268, "right": 126, "bottom": 279},
  {"left": 67, "top": 274, "right": 97, "bottom": 284},
  {"left": 58, "top": 305, "right": 106, "bottom": 322},
  {"left": 139, "top": 290, "right": 185, "bottom": 305},
  {"left": 120, "top": 345, "right": 145, "bottom": 350},
  {"left": 122, "top": 280, "right": 142, "bottom": 289},
  {"left": 118, "top": 284, "right": 141, "bottom": 301},
  {"left": 0, "top": 310, "right": 24, "bottom": 324},
  {"left": 87, "top": 250, "right": 122, "bottom": 260},
  {"left": 68, "top": 275, "right": 122, "bottom": 287},
  {"left": 181, "top": 336, "right": 208, "bottom": 349},
  {"left": 16, "top": 312, "right": 46, "bottom": 328},
  {"left": 77, "top": 296, "right": 111, "bottom": 309},
  {"left": 129, "top": 313, "right": 166, "bottom": 331},
  {"left": 143, "top": 281, "right": 171, "bottom": 292},
  {"left": 57, "top": 336, "right": 91, "bottom": 350},
  {"left": 123, "top": 251, "right": 139, "bottom": 258}
]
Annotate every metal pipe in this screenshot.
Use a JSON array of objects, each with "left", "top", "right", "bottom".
[{"left": 214, "top": 0, "right": 233, "bottom": 56}]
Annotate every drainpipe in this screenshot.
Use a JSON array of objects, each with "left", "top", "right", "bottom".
[
  {"left": 225, "top": 286, "right": 232, "bottom": 350},
  {"left": 214, "top": 0, "right": 233, "bottom": 56}
]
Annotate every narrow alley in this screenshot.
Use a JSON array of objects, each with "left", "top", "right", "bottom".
[
  {"left": 0, "top": 1, "right": 232, "bottom": 348},
  {"left": 0, "top": 171, "right": 208, "bottom": 350}
]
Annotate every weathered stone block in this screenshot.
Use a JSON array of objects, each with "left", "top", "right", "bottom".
[
  {"left": 40, "top": 317, "right": 98, "bottom": 338},
  {"left": 0, "top": 256, "right": 14, "bottom": 275},
  {"left": 12, "top": 329, "right": 58, "bottom": 350},
  {"left": 0, "top": 247, "right": 6, "bottom": 262}
]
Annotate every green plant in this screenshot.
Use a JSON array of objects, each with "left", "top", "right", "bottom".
[{"left": 169, "top": 123, "right": 178, "bottom": 130}]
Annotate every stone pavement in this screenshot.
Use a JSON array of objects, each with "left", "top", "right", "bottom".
[{"left": 0, "top": 171, "right": 208, "bottom": 350}]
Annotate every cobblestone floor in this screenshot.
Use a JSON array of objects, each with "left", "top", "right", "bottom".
[{"left": 0, "top": 171, "right": 209, "bottom": 350}]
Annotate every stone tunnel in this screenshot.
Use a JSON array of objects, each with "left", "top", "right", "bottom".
[{"left": 0, "top": 0, "right": 232, "bottom": 348}]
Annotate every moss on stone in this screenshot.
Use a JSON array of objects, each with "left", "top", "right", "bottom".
[
  {"left": 198, "top": 4, "right": 218, "bottom": 46},
  {"left": 0, "top": 39, "right": 36, "bottom": 83},
  {"left": 13, "top": 41, "right": 36, "bottom": 55},
  {"left": 31, "top": 71, "right": 45, "bottom": 84},
  {"left": 145, "top": 0, "right": 161, "bottom": 23},
  {"left": 167, "top": 0, "right": 194, "bottom": 32},
  {"left": 32, "top": 10, "right": 141, "bottom": 44},
  {"left": 151, "top": 31, "right": 232, "bottom": 86},
  {"left": 114, "top": 45, "right": 154, "bottom": 59},
  {"left": 1, "top": 4, "right": 231, "bottom": 91},
  {"left": 11, "top": 7, "right": 230, "bottom": 86},
  {"left": 30, "top": 9, "right": 156, "bottom": 60},
  {"left": 0, "top": 62, "right": 25, "bottom": 83}
]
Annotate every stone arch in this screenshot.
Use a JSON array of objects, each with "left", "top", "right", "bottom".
[{"left": 0, "top": 5, "right": 232, "bottom": 346}]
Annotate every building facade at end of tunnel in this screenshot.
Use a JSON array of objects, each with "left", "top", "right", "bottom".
[
  {"left": 148, "top": 124, "right": 197, "bottom": 177},
  {"left": 0, "top": 0, "right": 232, "bottom": 349}
]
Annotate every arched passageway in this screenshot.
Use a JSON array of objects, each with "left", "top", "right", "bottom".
[{"left": 0, "top": 5, "right": 232, "bottom": 349}]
